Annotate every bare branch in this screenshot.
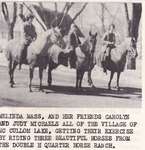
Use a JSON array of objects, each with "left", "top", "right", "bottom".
[
  {"left": 103, "top": 4, "right": 114, "bottom": 19},
  {"left": 54, "top": 2, "right": 58, "bottom": 25},
  {"left": 72, "top": 3, "right": 88, "bottom": 23},
  {"left": 38, "top": 2, "right": 48, "bottom": 27},
  {"left": 19, "top": 3, "right": 23, "bottom": 15},
  {"left": 124, "top": 3, "right": 130, "bottom": 23},
  {"left": 54, "top": 2, "right": 57, "bottom": 13},
  {"left": 124, "top": 3, "right": 132, "bottom": 36},
  {"left": 100, "top": 3, "right": 105, "bottom": 33},
  {"left": 58, "top": 2, "right": 74, "bottom": 27},
  {"left": 1, "top": 2, "right": 10, "bottom": 24},
  {"left": 19, "top": 4, "right": 26, "bottom": 22},
  {"left": 11, "top": 2, "right": 17, "bottom": 27},
  {"left": 61, "top": 2, "right": 68, "bottom": 14},
  {"left": 103, "top": 4, "right": 122, "bottom": 24},
  {"left": 23, "top": 2, "right": 47, "bottom": 31},
  {"left": 67, "top": 2, "right": 74, "bottom": 11},
  {"left": 39, "top": 2, "right": 43, "bottom": 8}
]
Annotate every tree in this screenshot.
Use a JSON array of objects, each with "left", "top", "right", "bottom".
[
  {"left": 71, "top": 3, "right": 88, "bottom": 23},
  {"left": 32, "top": 2, "right": 87, "bottom": 37},
  {"left": 1, "top": 2, "right": 17, "bottom": 40},
  {"left": 124, "top": 3, "right": 141, "bottom": 40},
  {"left": 124, "top": 3, "right": 132, "bottom": 37},
  {"left": 124, "top": 3, "right": 142, "bottom": 69},
  {"left": 58, "top": 2, "right": 74, "bottom": 27},
  {"left": 100, "top": 3, "right": 105, "bottom": 33},
  {"left": 131, "top": 3, "right": 142, "bottom": 41}
]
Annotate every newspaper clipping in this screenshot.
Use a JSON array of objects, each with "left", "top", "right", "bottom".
[{"left": 0, "top": 0, "right": 143, "bottom": 149}]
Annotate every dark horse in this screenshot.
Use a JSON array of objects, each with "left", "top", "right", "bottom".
[
  {"left": 5, "top": 27, "right": 65, "bottom": 92},
  {"left": 96, "top": 37, "right": 137, "bottom": 91},
  {"left": 47, "top": 31, "right": 97, "bottom": 89},
  {"left": 75, "top": 32, "right": 97, "bottom": 89},
  {"left": 47, "top": 44, "right": 69, "bottom": 87}
]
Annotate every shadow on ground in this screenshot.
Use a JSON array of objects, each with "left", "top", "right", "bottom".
[{"left": 32, "top": 85, "right": 142, "bottom": 100}]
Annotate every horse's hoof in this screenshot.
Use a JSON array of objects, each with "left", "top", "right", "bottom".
[
  {"left": 39, "top": 88, "right": 44, "bottom": 92},
  {"left": 91, "top": 84, "right": 96, "bottom": 88},
  {"left": 115, "top": 86, "right": 120, "bottom": 91},
  {"left": 108, "top": 87, "right": 111, "bottom": 90},
  {"left": 29, "top": 88, "right": 32, "bottom": 92},
  {"left": 10, "top": 83, "right": 14, "bottom": 88},
  {"left": 75, "top": 86, "right": 79, "bottom": 90},
  {"left": 88, "top": 81, "right": 92, "bottom": 86},
  {"left": 9, "top": 81, "right": 15, "bottom": 85},
  {"left": 48, "top": 82, "right": 51, "bottom": 87},
  {"left": 117, "top": 87, "right": 120, "bottom": 91},
  {"left": 12, "top": 81, "right": 15, "bottom": 85},
  {"left": 77, "top": 87, "right": 83, "bottom": 92}
]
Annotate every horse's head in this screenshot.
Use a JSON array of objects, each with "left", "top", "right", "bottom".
[
  {"left": 50, "top": 27, "right": 66, "bottom": 49},
  {"left": 125, "top": 37, "right": 138, "bottom": 58},
  {"left": 89, "top": 31, "right": 97, "bottom": 53}
]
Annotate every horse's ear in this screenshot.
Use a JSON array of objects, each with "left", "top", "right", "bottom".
[
  {"left": 95, "top": 32, "right": 97, "bottom": 37},
  {"left": 89, "top": 31, "right": 92, "bottom": 36}
]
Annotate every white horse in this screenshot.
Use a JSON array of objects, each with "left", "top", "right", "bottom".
[{"left": 96, "top": 37, "right": 137, "bottom": 90}]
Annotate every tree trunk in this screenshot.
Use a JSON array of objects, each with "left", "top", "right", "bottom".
[
  {"left": 126, "top": 3, "right": 142, "bottom": 70},
  {"left": 59, "top": 2, "right": 74, "bottom": 27},
  {"left": 1, "top": 2, "right": 17, "bottom": 40},
  {"left": 124, "top": 3, "right": 132, "bottom": 37},
  {"left": 101, "top": 3, "right": 105, "bottom": 33},
  {"left": 72, "top": 3, "right": 88, "bottom": 23},
  {"left": 8, "top": 25, "right": 14, "bottom": 40},
  {"left": 131, "top": 3, "right": 142, "bottom": 41}
]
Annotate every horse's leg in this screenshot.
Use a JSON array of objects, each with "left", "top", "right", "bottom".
[
  {"left": 116, "top": 72, "right": 121, "bottom": 91},
  {"left": 47, "top": 67, "right": 52, "bottom": 87},
  {"left": 108, "top": 71, "right": 114, "bottom": 90},
  {"left": 29, "top": 67, "right": 34, "bottom": 92},
  {"left": 79, "top": 71, "right": 84, "bottom": 89},
  {"left": 88, "top": 70, "right": 95, "bottom": 87},
  {"left": 76, "top": 70, "right": 79, "bottom": 89},
  {"left": 39, "top": 67, "right": 43, "bottom": 91},
  {"left": 11, "top": 61, "right": 17, "bottom": 87},
  {"left": 8, "top": 60, "right": 13, "bottom": 87}
]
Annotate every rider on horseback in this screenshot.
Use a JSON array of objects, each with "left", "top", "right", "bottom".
[
  {"left": 19, "top": 13, "right": 37, "bottom": 69},
  {"left": 102, "top": 23, "right": 116, "bottom": 73},
  {"left": 68, "top": 23, "right": 81, "bottom": 68}
]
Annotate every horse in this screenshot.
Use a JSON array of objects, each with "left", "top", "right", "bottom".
[
  {"left": 27, "top": 28, "right": 65, "bottom": 92},
  {"left": 5, "top": 27, "right": 65, "bottom": 92},
  {"left": 46, "top": 31, "right": 97, "bottom": 89},
  {"left": 96, "top": 37, "right": 137, "bottom": 91},
  {"left": 75, "top": 32, "right": 97, "bottom": 89},
  {"left": 47, "top": 44, "right": 69, "bottom": 87}
]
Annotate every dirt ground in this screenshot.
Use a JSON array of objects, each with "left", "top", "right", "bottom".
[{"left": 0, "top": 53, "right": 141, "bottom": 107}]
